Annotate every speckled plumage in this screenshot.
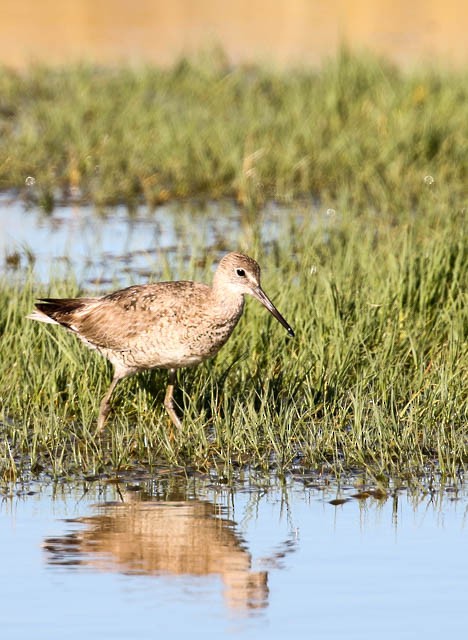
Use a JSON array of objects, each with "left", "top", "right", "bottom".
[{"left": 28, "top": 252, "right": 294, "bottom": 430}]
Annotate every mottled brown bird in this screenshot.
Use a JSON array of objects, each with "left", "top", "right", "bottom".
[{"left": 28, "top": 252, "right": 294, "bottom": 430}]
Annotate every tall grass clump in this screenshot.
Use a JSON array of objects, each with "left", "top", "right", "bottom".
[
  {"left": 0, "top": 49, "right": 467, "bottom": 212},
  {"left": 0, "top": 200, "right": 466, "bottom": 481}
]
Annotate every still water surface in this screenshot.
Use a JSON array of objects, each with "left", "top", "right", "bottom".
[
  {"left": 0, "top": 195, "right": 300, "bottom": 287},
  {"left": 1, "top": 474, "right": 467, "bottom": 639}
]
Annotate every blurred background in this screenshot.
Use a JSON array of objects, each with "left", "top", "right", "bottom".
[{"left": 1, "top": 0, "right": 467, "bottom": 69}]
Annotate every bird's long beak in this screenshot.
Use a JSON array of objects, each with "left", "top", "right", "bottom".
[{"left": 251, "top": 287, "right": 295, "bottom": 338}]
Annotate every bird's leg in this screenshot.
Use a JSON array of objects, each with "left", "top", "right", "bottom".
[
  {"left": 164, "top": 368, "right": 182, "bottom": 428},
  {"left": 97, "top": 371, "right": 124, "bottom": 432}
]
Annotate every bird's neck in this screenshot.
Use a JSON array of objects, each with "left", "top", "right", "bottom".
[{"left": 210, "top": 285, "right": 245, "bottom": 319}]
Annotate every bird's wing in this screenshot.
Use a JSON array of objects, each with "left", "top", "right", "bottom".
[{"left": 69, "top": 282, "right": 209, "bottom": 351}]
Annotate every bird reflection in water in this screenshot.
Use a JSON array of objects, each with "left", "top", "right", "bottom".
[{"left": 43, "top": 490, "right": 273, "bottom": 612}]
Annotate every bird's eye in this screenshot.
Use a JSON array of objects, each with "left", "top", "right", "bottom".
[{"left": 236, "top": 268, "right": 246, "bottom": 277}]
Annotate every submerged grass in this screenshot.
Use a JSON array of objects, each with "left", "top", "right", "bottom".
[
  {"left": 0, "top": 49, "right": 467, "bottom": 212},
  {"left": 1, "top": 201, "right": 466, "bottom": 481}
]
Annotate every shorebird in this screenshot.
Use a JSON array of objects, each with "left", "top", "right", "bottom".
[{"left": 28, "top": 252, "right": 294, "bottom": 431}]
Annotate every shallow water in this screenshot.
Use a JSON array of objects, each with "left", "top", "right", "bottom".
[
  {"left": 1, "top": 474, "right": 467, "bottom": 639},
  {"left": 0, "top": 195, "right": 306, "bottom": 287}
]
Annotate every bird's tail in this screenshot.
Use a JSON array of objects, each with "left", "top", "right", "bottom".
[{"left": 27, "top": 298, "right": 95, "bottom": 328}]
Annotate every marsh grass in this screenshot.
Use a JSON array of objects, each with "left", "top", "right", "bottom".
[
  {"left": 0, "top": 49, "right": 467, "bottom": 212},
  {"left": 1, "top": 202, "right": 466, "bottom": 481},
  {"left": 1, "top": 51, "right": 466, "bottom": 481}
]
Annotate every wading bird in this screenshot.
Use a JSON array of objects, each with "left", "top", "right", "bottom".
[{"left": 28, "top": 252, "right": 294, "bottom": 430}]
